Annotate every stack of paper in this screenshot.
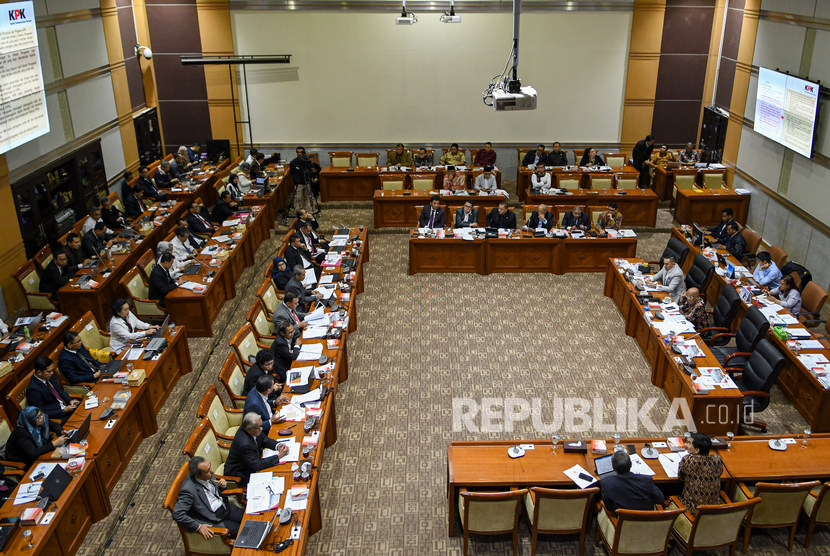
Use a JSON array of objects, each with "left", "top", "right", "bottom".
[
  {"left": 657, "top": 451, "right": 688, "bottom": 478},
  {"left": 302, "top": 326, "right": 329, "bottom": 340},
  {"left": 14, "top": 482, "right": 42, "bottom": 505},
  {"left": 297, "top": 343, "right": 324, "bottom": 361},
  {"left": 245, "top": 473, "right": 286, "bottom": 514},
  {"left": 264, "top": 439, "right": 301, "bottom": 463}
]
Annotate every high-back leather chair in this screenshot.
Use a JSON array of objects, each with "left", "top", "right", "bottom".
[
  {"left": 700, "top": 284, "right": 741, "bottom": 343},
  {"left": 798, "top": 281, "right": 827, "bottom": 327},
  {"left": 229, "top": 322, "right": 265, "bottom": 370},
  {"left": 355, "top": 152, "right": 378, "bottom": 167},
  {"left": 595, "top": 502, "right": 684, "bottom": 555},
  {"left": 669, "top": 493, "right": 760, "bottom": 555},
  {"left": 182, "top": 418, "right": 238, "bottom": 483},
  {"left": 768, "top": 245, "right": 787, "bottom": 269},
  {"left": 729, "top": 338, "right": 786, "bottom": 433},
  {"left": 120, "top": 267, "right": 166, "bottom": 321},
  {"left": 197, "top": 385, "right": 243, "bottom": 442},
  {"left": 458, "top": 488, "right": 526, "bottom": 556},
  {"left": 246, "top": 299, "right": 275, "bottom": 344},
  {"left": 33, "top": 245, "right": 53, "bottom": 274},
  {"left": 379, "top": 175, "right": 405, "bottom": 191},
  {"left": 411, "top": 175, "right": 435, "bottom": 191},
  {"left": 604, "top": 152, "right": 626, "bottom": 167},
  {"left": 658, "top": 237, "right": 690, "bottom": 269},
  {"left": 708, "top": 305, "right": 770, "bottom": 367},
  {"left": 685, "top": 254, "right": 715, "bottom": 299},
  {"left": 13, "top": 260, "right": 59, "bottom": 313},
  {"left": 328, "top": 151, "right": 352, "bottom": 167},
  {"left": 217, "top": 352, "right": 247, "bottom": 409}
]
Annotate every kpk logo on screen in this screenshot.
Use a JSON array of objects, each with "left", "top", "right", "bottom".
[
  {"left": 8, "top": 7, "right": 29, "bottom": 23},
  {"left": 805, "top": 84, "right": 816, "bottom": 94}
]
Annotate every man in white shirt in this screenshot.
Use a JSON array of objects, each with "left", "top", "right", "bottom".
[
  {"left": 82, "top": 207, "right": 109, "bottom": 235},
  {"left": 170, "top": 228, "right": 198, "bottom": 265},
  {"left": 474, "top": 166, "right": 508, "bottom": 197},
  {"left": 156, "top": 241, "right": 185, "bottom": 279},
  {"left": 531, "top": 165, "right": 551, "bottom": 191},
  {"left": 646, "top": 256, "right": 686, "bottom": 302}
]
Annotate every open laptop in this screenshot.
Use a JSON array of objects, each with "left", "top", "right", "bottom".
[
  {"left": 148, "top": 314, "right": 171, "bottom": 339},
  {"left": 101, "top": 358, "right": 124, "bottom": 376},
  {"left": 66, "top": 414, "right": 91, "bottom": 444},
  {"left": 593, "top": 453, "right": 617, "bottom": 480},
  {"left": 41, "top": 463, "right": 73, "bottom": 502},
  {"left": 233, "top": 506, "right": 281, "bottom": 549}
]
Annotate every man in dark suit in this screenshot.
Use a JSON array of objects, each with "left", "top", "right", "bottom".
[
  {"left": 64, "top": 233, "right": 89, "bottom": 268},
  {"left": 224, "top": 412, "right": 289, "bottom": 486},
  {"left": 562, "top": 206, "right": 592, "bottom": 231},
  {"left": 170, "top": 154, "right": 189, "bottom": 180},
  {"left": 270, "top": 321, "right": 301, "bottom": 383},
  {"left": 26, "top": 356, "right": 80, "bottom": 421},
  {"left": 293, "top": 209, "right": 319, "bottom": 231},
  {"left": 522, "top": 144, "right": 548, "bottom": 167},
  {"left": 297, "top": 221, "right": 326, "bottom": 264},
  {"left": 547, "top": 142, "right": 568, "bottom": 166},
  {"left": 187, "top": 201, "right": 215, "bottom": 239},
  {"left": 418, "top": 196, "right": 445, "bottom": 228},
  {"left": 172, "top": 456, "right": 244, "bottom": 539},
  {"left": 243, "top": 375, "right": 288, "bottom": 435},
  {"left": 82, "top": 222, "right": 113, "bottom": 259},
  {"left": 210, "top": 191, "right": 237, "bottom": 223},
  {"left": 486, "top": 202, "right": 517, "bottom": 229},
  {"left": 272, "top": 292, "right": 307, "bottom": 342},
  {"left": 525, "top": 204, "right": 554, "bottom": 231},
  {"left": 57, "top": 331, "right": 102, "bottom": 384},
  {"left": 724, "top": 222, "right": 747, "bottom": 260},
  {"left": 243, "top": 349, "right": 277, "bottom": 396},
  {"left": 709, "top": 207, "right": 736, "bottom": 244},
  {"left": 283, "top": 234, "right": 316, "bottom": 272},
  {"left": 454, "top": 200, "right": 478, "bottom": 228},
  {"left": 100, "top": 196, "right": 126, "bottom": 231},
  {"left": 286, "top": 266, "right": 322, "bottom": 309},
  {"left": 177, "top": 217, "right": 205, "bottom": 249},
  {"left": 135, "top": 165, "right": 166, "bottom": 201},
  {"left": 154, "top": 160, "right": 179, "bottom": 189},
  {"left": 149, "top": 253, "right": 180, "bottom": 306},
  {"left": 600, "top": 451, "right": 666, "bottom": 515},
  {"left": 39, "top": 250, "right": 76, "bottom": 299},
  {"left": 124, "top": 187, "right": 146, "bottom": 218},
  {"left": 632, "top": 134, "right": 655, "bottom": 187},
  {"left": 116, "top": 170, "right": 132, "bottom": 202}
]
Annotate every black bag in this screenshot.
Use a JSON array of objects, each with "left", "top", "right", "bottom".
[{"left": 780, "top": 261, "right": 812, "bottom": 292}]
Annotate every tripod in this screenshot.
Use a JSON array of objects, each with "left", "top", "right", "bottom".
[{"left": 285, "top": 159, "right": 320, "bottom": 225}]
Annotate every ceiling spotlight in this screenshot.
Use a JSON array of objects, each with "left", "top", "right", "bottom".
[
  {"left": 440, "top": 0, "right": 461, "bottom": 23},
  {"left": 396, "top": 0, "right": 416, "bottom": 25}
]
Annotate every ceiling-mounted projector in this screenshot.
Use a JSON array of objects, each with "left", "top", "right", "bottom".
[
  {"left": 440, "top": 13, "right": 461, "bottom": 23},
  {"left": 396, "top": 15, "right": 415, "bottom": 24},
  {"left": 492, "top": 86, "right": 537, "bottom": 111}
]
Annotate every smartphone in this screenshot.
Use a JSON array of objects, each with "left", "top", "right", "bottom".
[
  {"left": 578, "top": 473, "right": 593, "bottom": 482},
  {"left": 627, "top": 444, "right": 636, "bottom": 455}
]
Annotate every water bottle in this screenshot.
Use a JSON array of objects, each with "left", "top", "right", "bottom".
[{"left": 23, "top": 326, "right": 29, "bottom": 339}]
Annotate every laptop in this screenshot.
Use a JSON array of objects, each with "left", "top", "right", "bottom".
[
  {"left": 148, "top": 314, "right": 171, "bottom": 339},
  {"left": 255, "top": 177, "right": 267, "bottom": 188},
  {"left": 726, "top": 262, "right": 736, "bottom": 280},
  {"left": 593, "top": 453, "right": 617, "bottom": 480},
  {"left": 101, "top": 358, "right": 124, "bottom": 376},
  {"left": 233, "top": 506, "right": 281, "bottom": 549},
  {"left": 66, "top": 414, "right": 91, "bottom": 444},
  {"left": 184, "top": 262, "right": 202, "bottom": 275},
  {"left": 41, "top": 464, "right": 73, "bottom": 502}
]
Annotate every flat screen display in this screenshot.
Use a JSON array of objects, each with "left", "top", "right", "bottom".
[{"left": 754, "top": 67, "right": 820, "bottom": 158}]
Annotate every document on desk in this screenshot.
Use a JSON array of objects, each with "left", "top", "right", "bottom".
[
  {"left": 125, "top": 348, "right": 144, "bottom": 360},
  {"left": 245, "top": 477, "right": 285, "bottom": 514},
  {"left": 222, "top": 219, "right": 241, "bottom": 227},
  {"left": 278, "top": 404, "right": 306, "bottom": 422},
  {"left": 799, "top": 353, "right": 830, "bottom": 366},
  {"left": 292, "top": 387, "right": 322, "bottom": 405},
  {"left": 179, "top": 281, "right": 206, "bottom": 292},
  {"left": 285, "top": 487, "right": 309, "bottom": 511},
  {"left": 302, "top": 268, "right": 317, "bottom": 285},
  {"left": 14, "top": 482, "right": 43, "bottom": 505},
  {"left": 652, "top": 320, "right": 695, "bottom": 336},
  {"left": 564, "top": 464, "right": 597, "bottom": 488},
  {"left": 317, "top": 286, "right": 336, "bottom": 300},
  {"left": 297, "top": 343, "right": 324, "bottom": 361},
  {"left": 264, "top": 440, "right": 301, "bottom": 463},
  {"left": 212, "top": 235, "right": 231, "bottom": 244},
  {"left": 787, "top": 326, "right": 812, "bottom": 339},
  {"left": 793, "top": 340, "right": 825, "bottom": 351},
  {"left": 319, "top": 274, "right": 334, "bottom": 285},
  {"left": 302, "top": 326, "right": 328, "bottom": 340},
  {"left": 629, "top": 454, "right": 656, "bottom": 476},
  {"left": 657, "top": 451, "right": 688, "bottom": 478},
  {"left": 304, "top": 306, "right": 326, "bottom": 323},
  {"left": 28, "top": 462, "right": 68, "bottom": 481},
  {"left": 329, "top": 238, "right": 347, "bottom": 247}
]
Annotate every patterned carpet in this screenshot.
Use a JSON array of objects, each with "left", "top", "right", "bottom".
[{"left": 76, "top": 184, "right": 825, "bottom": 555}]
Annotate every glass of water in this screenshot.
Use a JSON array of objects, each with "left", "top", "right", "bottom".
[
  {"left": 802, "top": 427, "right": 811, "bottom": 448},
  {"left": 726, "top": 431, "right": 734, "bottom": 450},
  {"left": 551, "top": 434, "right": 561, "bottom": 454},
  {"left": 613, "top": 433, "right": 622, "bottom": 451},
  {"left": 23, "top": 529, "right": 33, "bottom": 549}
]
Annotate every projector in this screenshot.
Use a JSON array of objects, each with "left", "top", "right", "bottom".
[
  {"left": 396, "top": 16, "right": 415, "bottom": 25},
  {"left": 492, "top": 86, "right": 537, "bottom": 111},
  {"left": 440, "top": 14, "right": 461, "bottom": 23}
]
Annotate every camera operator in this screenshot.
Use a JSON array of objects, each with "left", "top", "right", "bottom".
[{"left": 289, "top": 147, "right": 321, "bottom": 198}]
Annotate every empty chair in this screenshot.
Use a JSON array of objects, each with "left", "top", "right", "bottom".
[
  {"left": 768, "top": 245, "right": 787, "bottom": 269},
  {"left": 669, "top": 493, "right": 760, "bottom": 555},
  {"left": 218, "top": 353, "right": 247, "bottom": 409},
  {"left": 355, "top": 152, "right": 378, "bottom": 167},
  {"left": 556, "top": 174, "right": 581, "bottom": 190},
  {"left": 685, "top": 254, "right": 715, "bottom": 299},
  {"left": 615, "top": 173, "right": 639, "bottom": 190},
  {"left": 13, "top": 260, "right": 59, "bottom": 313},
  {"left": 605, "top": 152, "right": 626, "bottom": 166},
  {"left": 120, "top": 267, "right": 166, "bottom": 321},
  {"left": 379, "top": 175, "right": 405, "bottom": 191},
  {"left": 675, "top": 173, "right": 697, "bottom": 191},
  {"left": 229, "top": 323, "right": 265, "bottom": 369},
  {"left": 411, "top": 175, "right": 435, "bottom": 191},
  {"left": 731, "top": 480, "right": 819, "bottom": 553},
  {"left": 524, "top": 486, "right": 598, "bottom": 556},
  {"left": 458, "top": 488, "right": 526, "bottom": 556},
  {"left": 197, "top": 385, "right": 243, "bottom": 442},
  {"left": 701, "top": 171, "right": 726, "bottom": 189},
  {"left": 654, "top": 237, "right": 690, "bottom": 269},
  {"left": 797, "top": 281, "right": 827, "bottom": 327},
  {"left": 726, "top": 339, "right": 786, "bottom": 433},
  {"left": 818, "top": 318, "right": 830, "bottom": 350},
  {"left": 182, "top": 418, "right": 238, "bottom": 483},
  {"left": 595, "top": 502, "right": 684, "bottom": 556},
  {"left": 589, "top": 175, "right": 614, "bottom": 189},
  {"left": 699, "top": 284, "right": 741, "bottom": 343},
  {"left": 706, "top": 305, "right": 770, "bottom": 367},
  {"left": 328, "top": 151, "right": 352, "bottom": 167},
  {"left": 246, "top": 299, "right": 275, "bottom": 344},
  {"left": 803, "top": 482, "right": 830, "bottom": 548}
]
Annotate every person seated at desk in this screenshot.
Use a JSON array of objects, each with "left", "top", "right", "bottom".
[
  {"left": 116, "top": 170, "right": 132, "bottom": 202},
  {"left": 596, "top": 202, "right": 622, "bottom": 232},
  {"left": 173, "top": 456, "right": 244, "bottom": 540},
  {"left": 724, "top": 222, "right": 746, "bottom": 260},
  {"left": 124, "top": 187, "right": 146, "bottom": 219},
  {"left": 6, "top": 406, "right": 68, "bottom": 470},
  {"left": 440, "top": 143, "right": 466, "bottom": 166},
  {"left": 486, "top": 202, "right": 517, "bottom": 229},
  {"left": 109, "top": 298, "right": 158, "bottom": 353},
  {"left": 39, "top": 250, "right": 76, "bottom": 299},
  {"left": 753, "top": 251, "right": 782, "bottom": 289},
  {"left": 530, "top": 165, "right": 551, "bottom": 191},
  {"left": 523, "top": 144, "right": 547, "bottom": 167},
  {"left": 224, "top": 412, "right": 289, "bottom": 486},
  {"left": 525, "top": 204, "right": 554, "bottom": 231},
  {"left": 678, "top": 142, "right": 699, "bottom": 164},
  {"left": 455, "top": 201, "right": 478, "bottom": 228},
  {"left": 149, "top": 253, "right": 181, "bottom": 307},
  {"left": 273, "top": 292, "right": 307, "bottom": 341},
  {"left": 100, "top": 196, "right": 126, "bottom": 231},
  {"left": 58, "top": 331, "right": 103, "bottom": 383},
  {"left": 225, "top": 173, "right": 244, "bottom": 201},
  {"left": 271, "top": 256, "right": 292, "bottom": 290},
  {"left": 679, "top": 288, "right": 710, "bottom": 329},
  {"left": 474, "top": 142, "right": 497, "bottom": 166},
  {"left": 178, "top": 146, "right": 199, "bottom": 171},
  {"left": 245, "top": 148, "right": 258, "bottom": 166},
  {"left": 153, "top": 160, "right": 179, "bottom": 190},
  {"left": 474, "top": 166, "right": 508, "bottom": 197},
  {"left": 413, "top": 148, "right": 433, "bottom": 167},
  {"left": 177, "top": 217, "right": 206, "bottom": 249},
  {"left": 82, "top": 222, "right": 114, "bottom": 259},
  {"left": 284, "top": 234, "right": 317, "bottom": 273},
  {"left": 248, "top": 153, "right": 266, "bottom": 182},
  {"left": 64, "top": 232, "right": 90, "bottom": 267},
  {"left": 271, "top": 322, "right": 301, "bottom": 383},
  {"left": 156, "top": 242, "right": 184, "bottom": 279},
  {"left": 136, "top": 165, "right": 167, "bottom": 201},
  {"left": 562, "top": 206, "right": 591, "bottom": 231},
  {"left": 294, "top": 208, "right": 320, "bottom": 232},
  {"left": 171, "top": 227, "right": 198, "bottom": 266},
  {"left": 82, "top": 206, "right": 109, "bottom": 235},
  {"left": 243, "top": 349, "right": 277, "bottom": 396},
  {"left": 600, "top": 451, "right": 666, "bottom": 516},
  {"left": 646, "top": 255, "right": 686, "bottom": 302},
  {"left": 187, "top": 142, "right": 201, "bottom": 164},
  {"left": 388, "top": 143, "right": 412, "bottom": 167},
  {"left": 287, "top": 266, "right": 323, "bottom": 308},
  {"left": 650, "top": 145, "right": 676, "bottom": 169},
  {"left": 210, "top": 191, "right": 237, "bottom": 224},
  {"left": 299, "top": 220, "right": 329, "bottom": 257},
  {"left": 170, "top": 154, "right": 190, "bottom": 181},
  {"left": 708, "top": 208, "right": 735, "bottom": 244},
  {"left": 579, "top": 147, "right": 605, "bottom": 167},
  {"left": 244, "top": 375, "right": 289, "bottom": 435},
  {"left": 676, "top": 433, "right": 722, "bottom": 516},
  {"left": 187, "top": 201, "right": 216, "bottom": 239},
  {"left": 769, "top": 275, "right": 802, "bottom": 315},
  {"left": 26, "top": 356, "right": 80, "bottom": 422},
  {"left": 443, "top": 166, "right": 467, "bottom": 193},
  {"left": 548, "top": 142, "right": 568, "bottom": 166},
  {"left": 418, "top": 196, "right": 445, "bottom": 229}
]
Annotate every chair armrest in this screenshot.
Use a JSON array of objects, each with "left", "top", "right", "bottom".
[
  {"left": 216, "top": 432, "right": 235, "bottom": 442},
  {"left": 699, "top": 326, "right": 728, "bottom": 335},
  {"left": 719, "top": 490, "right": 733, "bottom": 504},
  {"left": 723, "top": 368, "right": 743, "bottom": 378},
  {"left": 222, "top": 488, "right": 245, "bottom": 497},
  {"left": 708, "top": 332, "right": 735, "bottom": 344},
  {"left": 0, "top": 460, "right": 25, "bottom": 470},
  {"left": 256, "top": 334, "right": 276, "bottom": 341},
  {"left": 723, "top": 352, "right": 753, "bottom": 365},
  {"left": 216, "top": 474, "right": 241, "bottom": 483},
  {"left": 798, "top": 311, "right": 821, "bottom": 318},
  {"left": 2, "top": 469, "right": 24, "bottom": 478},
  {"left": 255, "top": 340, "right": 270, "bottom": 350},
  {"left": 736, "top": 482, "right": 754, "bottom": 500},
  {"left": 667, "top": 496, "right": 692, "bottom": 521},
  {"left": 740, "top": 390, "right": 770, "bottom": 398},
  {"left": 217, "top": 439, "right": 232, "bottom": 449}
]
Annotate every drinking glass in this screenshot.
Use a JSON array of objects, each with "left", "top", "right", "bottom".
[
  {"left": 726, "top": 431, "right": 734, "bottom": 450},
  {"left": 803, "top": 427, "right": 812, "bottom": 448},
  {"left": 23, "top": 530, "right": 33, "bottom": 549},
  {"left": 551, "top": 434, "right": 561, "bottom": 454},
  {"left": 613, "top": 433, "right": 622, "bottom": 451}
]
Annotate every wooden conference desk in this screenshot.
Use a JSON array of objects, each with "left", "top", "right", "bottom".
[
  {"left": 373, "top": 190, "right": 504, "bottom": 228},
  {"left": 604, "top": 258, "right": 742, "bottom": 435},
  {"left": 516, "top": 166, "right": 638, "bottom": 202},
  {"left": 653, "top": 165, "right": 729, "bottom": 202},
  {"left": 525, "top": 187, "right": 659, "bottom": 228},
  {"left": 0, "top": 315, "right": 71, "bottom": 399},
  {"left": 674, "top": 188, "right": 750, "bottom": 226},
  {"left": 409, "top": 230, "right": 636, "bottom": 275}
]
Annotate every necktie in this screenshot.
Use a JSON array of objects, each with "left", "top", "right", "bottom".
[
  {"left": 46, "top": 379, "right": 63, "bottom": 404},
  {"left": 291, "top": 309, "right": 299, "bottom": 324},
  {"left": 80, "top": 351, "right": 98, "bottom": 372},
  {"left": 184, "top": 241, "right": 193, "bottom": 254},
  {"left": 428, "top": 210, "right": 435, "bottom": 228},
  {"left": 198, "top": 215, "right": 211, "bottom": 230}
]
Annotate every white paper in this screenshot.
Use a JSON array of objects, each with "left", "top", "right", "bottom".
[
  {"left": 302, "top": 326, "right": 328, "bottom": 340},
  {"left": 279, "top": 404, "right": 307, "bottom": 422},
  {"left": 179, "top": 281, "right": 206, "bottom": 292},
  {"left": 28, "top": 462, "right": 67, "bottom": 481},
  {"left": 319, "top": 275, "right": 334, "bottom": 285},
  {"left": 787, "top": 327, "right": 812, "bottom": 339},
  {"left": 792, "top": 340, "right": 824, "bottom": 350},
  {"left": 297, "top": 343, "right": 324, "bottom": 361},
  {"left": 285, "top": 488, "right": 309, "bottom": 511},
  {"left": 126, "top": 348, "right": 144, "bottom": 361},
  {"left": 245, "top": 476, "right": 285, "bottom": 514},
  {"left": 304, "top": 306, "right": 326, "bottom": 323},
  {"left": 264, "top": 440, "right": 301, "bottom": 463},
  {"left": 799, "top": 353, "right": 830, "bottom": 366},
  {"left": 629, "top": 454, "right": 656, "bottom": 476},
  {"left": 291, "top": 387, "right": 322, "bottom": 405},
  {"left": 563, "top": 464, "right": 597, "bottom": 489},
  {"left": 14, "top": 482, "right": 43, "bottom": 505},
  {"left": 657, "top": 451, "right": 688, "bottom": 478},
  {"left": 301, "top": 268, "right": 317, "bottom": 285},
  {"left": 222, "top": 219, "right": 241, "bottom": 227}
]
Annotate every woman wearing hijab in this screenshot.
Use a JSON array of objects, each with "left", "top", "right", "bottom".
[
  {"left": 271, "top": 257, "right": 292, "bottom": 290},
  {"left": 6, "top": 406, "right": 68, "bottom": 469}
]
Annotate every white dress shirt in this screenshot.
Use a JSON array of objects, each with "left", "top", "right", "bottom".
[
  {"left": 531, "top": 173, "right": 551, "bottom": 189},
  {"left": 109, "top": 312, "right": 151, "bottom": 353},
  {"left": 83, "top": 216, "right": 108, "bottom": 235}
]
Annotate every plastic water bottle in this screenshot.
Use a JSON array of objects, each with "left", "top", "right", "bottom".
[{"left": 23, "top": 326, "right": 29, "bottom": 339}]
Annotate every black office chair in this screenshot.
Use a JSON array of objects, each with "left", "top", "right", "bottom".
[
  {"left": 724, "top": 339, "right": 786, "bottom": 433},
  {"left": 706, "top": 305, "right": 770, "bottom": 368},
  {"left": 698, "top": 284, "right": 741, "bottom": 344},
  {"left": 685, "top": 253, "right": 715, "bottom": 299},
  {"left": 652, "top": 237, "right": 690, "bottom": 269}
]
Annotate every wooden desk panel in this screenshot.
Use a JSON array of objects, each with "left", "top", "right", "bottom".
[
  {"left": 485, "top": 237, "right": 557, "bottom": 273},
  {"left": 526, "top": 188, "right": 658, "bottom": 227},
  {"left": 373, "top": 190, "right": 501, "bottom": 228},
  {"left": 674, "top": 189, "right": 749, "bottom": 226},
  {"left": 0, "top": 317, "right": 71, "bottom": 403},
  {"left": 559, "top": 238, "right": 637, "bottom": 273},
  {"left": 408, "top": 235, "right": 485, "bottom": 274},
  {"left": 319, "top": 167, "right": 379, "bottom": 201}
]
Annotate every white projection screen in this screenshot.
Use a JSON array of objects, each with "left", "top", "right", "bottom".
[
  {"left": 0, "top": 1, "right": 49, "bottom": 155},
  {"left": 754, "top": 67, "right": 820, "bottom": 158}
]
